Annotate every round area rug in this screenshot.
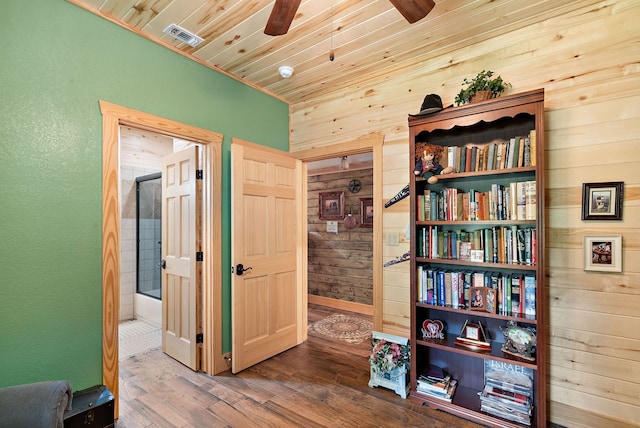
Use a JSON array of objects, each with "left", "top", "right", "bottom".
[{"left": 309, "top": 313, "right": 372, "bottom": 344}]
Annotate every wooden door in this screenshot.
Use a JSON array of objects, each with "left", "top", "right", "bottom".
[
  {"left": 231, "top": 139, "right": 305, "bottom": 373},
  {"left": 161, "top": 146, "right": 200, "bottom": 370}
]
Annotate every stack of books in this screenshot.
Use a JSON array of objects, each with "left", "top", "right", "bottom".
[
  {"left": 481, "top": 360, "right": 533, "bottom": 425},
  {"left": 417, "top": 365, "right": 458, "bottom": 403}
]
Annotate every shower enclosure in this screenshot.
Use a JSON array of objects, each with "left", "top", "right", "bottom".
[{"left": 136, "top": 173, "right": 162, "bottom": 300}]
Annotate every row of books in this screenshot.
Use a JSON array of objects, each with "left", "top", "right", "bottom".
[
  {"left": 482, "top": 360, "right": 534, "bottom": 425},
  {"left": 417, "top": 181, "right": 537, "bottom": 222},
  {"left": 417, "top": 268, "right": 536, "bottom": 316},
  {"left": 417, "top": 365, "right": 458, "bottom": 403},
  {"left": 439, "top": 130, "right": 537, "bottom": 174},
  {"left": 417, "top": 225, "right": 537, "bottom": 266}
]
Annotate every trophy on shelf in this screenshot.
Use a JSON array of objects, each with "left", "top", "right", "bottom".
[{"left": 455, "top": 320, "right": 491, "bottom": 351}]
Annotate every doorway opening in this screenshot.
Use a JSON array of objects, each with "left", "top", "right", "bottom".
[
  {"left": 306, "top": 153, "right": 374, "bottom": 315},
  {"left": 291, "top": 134, "right": 384, "bottom": 329},
  {"left": 118, "top": 170, "right": 163, "bottom": 362},
  {"left": 100, "top": 101, "right": 224, "bottom": 418}
]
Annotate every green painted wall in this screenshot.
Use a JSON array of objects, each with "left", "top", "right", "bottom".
[{"left": 0, "top": 0, "right": 289, "bottom": 390}]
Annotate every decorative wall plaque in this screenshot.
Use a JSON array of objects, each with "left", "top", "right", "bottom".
[{"left": 421, "top": 319, "right": 445, "bottom": 340}]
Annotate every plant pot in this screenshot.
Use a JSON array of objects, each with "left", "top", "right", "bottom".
[{"left": 470, "top": 90, "right": 493, "bottom": 103}]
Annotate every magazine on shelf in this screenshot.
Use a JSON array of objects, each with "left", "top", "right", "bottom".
[{"left": 417, "top": 365, "right": 458, "bottom": 402}]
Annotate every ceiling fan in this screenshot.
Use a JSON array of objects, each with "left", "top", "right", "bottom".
[{"left": 264, "top": 0, "right": 436, "bottom": 36}]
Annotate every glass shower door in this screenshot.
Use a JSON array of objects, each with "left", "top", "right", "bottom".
[{"left": 136, "top": 173, "right": 162, "bottom": 300}]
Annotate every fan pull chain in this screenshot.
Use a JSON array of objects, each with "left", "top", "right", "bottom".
[{"left": 329, "top": 0, "right": 335, "bottom": 61}]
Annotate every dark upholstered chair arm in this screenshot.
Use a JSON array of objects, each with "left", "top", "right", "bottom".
[{"left": 0, "top": 380, "right": 72, "bottom": 428}]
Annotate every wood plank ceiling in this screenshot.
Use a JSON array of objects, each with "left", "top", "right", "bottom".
[{"left": 68, "top": 0, "right": 590, "bottom": 105}]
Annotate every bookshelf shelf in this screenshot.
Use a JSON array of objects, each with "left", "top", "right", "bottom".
[
  {"left": 412, "top": 384, "right": 535, "bottom": 428},
  {"left": 417, "top": 220, "right": 536, "bottom": 226},
  {"left": 416, "top": 336, "right": 538, "bottom": 370},
  {"left": 419, "top": 166, "right": 537, "bottom": 181},
  {"left": 408, "top": 89, "right": 546, "bottom": 427},
  {"left": 415, "top": 302, "right": 538, "bottom": 324},
  {"left": 415, "top": 257, "right": 537, "bottom": 271}
]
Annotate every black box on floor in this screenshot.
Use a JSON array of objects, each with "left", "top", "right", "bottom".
[{"left": 64, "top": 385, "right": 114, "bottom": 428}]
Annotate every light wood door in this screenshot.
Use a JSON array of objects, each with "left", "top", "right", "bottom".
[
  {"left": 231, "top": 139, "right": 305, "bottom": 373},
  {"left": 162, "top": 146, "right": 200, "bottom": 370}
]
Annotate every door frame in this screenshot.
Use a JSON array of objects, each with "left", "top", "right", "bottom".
[
  {"left": 291, "top": 133, "right": 384, "bottom": 330},
  {"left": 100, "top": 101, "right": 224, "bottom": 418}
]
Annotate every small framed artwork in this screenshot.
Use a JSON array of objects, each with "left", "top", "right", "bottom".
[
  {"left": 485, "top": 288, "right": 497, "bottom": 314},
  {"left": 581, "top": 182, "right": 623, "bottom": 220},
  {"left": 360, "top": 197, "right": 373, "bottom": 228},
  {"left": 584, "top": 235, "right": 622, "bottom": 272},
  {"left": 319, "top": 191, "right": 345, "bottom": 220},
  {"left": 469, "top": 286, "right": 486, "bottom": 311}
]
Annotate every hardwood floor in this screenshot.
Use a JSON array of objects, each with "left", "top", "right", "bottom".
[{"left": 118, "top": 304, "right": 482, "bottom": 427}]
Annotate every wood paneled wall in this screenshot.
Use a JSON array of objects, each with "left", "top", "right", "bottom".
[
  {"left": 290, "top": 1, "right": 640, "bottom": 425},
  {"left": 307, "top": 169, "right": 373, "bottom": 305}
]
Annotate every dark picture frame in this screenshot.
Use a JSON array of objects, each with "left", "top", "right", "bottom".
[
  {"left": 318, "top": 191, "right": 345, "bottom": 220},
  {"left": 581, "top": 182, "right": 623, "bottom": 220},
  {"left": 360, "top": 197, "right": 373, "bottom": 228}
]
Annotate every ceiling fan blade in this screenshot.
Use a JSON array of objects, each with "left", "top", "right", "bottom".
[
  {"left": 264, "top": 0, "right": 302, "bottom": 36},
  {"left": 388, "top": 0, "right": 435, "bottom": 24}
]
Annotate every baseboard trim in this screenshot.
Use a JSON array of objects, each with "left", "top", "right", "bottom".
[{"left": 308, "top": 295, "right": 373, "bottom": 316}]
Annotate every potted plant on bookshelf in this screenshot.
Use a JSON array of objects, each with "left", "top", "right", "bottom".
[
  {"left": 368, "top": 332, "right": 411, "bottom": 398},
  {"left": 454, "top": 70, "right": 511, "bottom": 105}
]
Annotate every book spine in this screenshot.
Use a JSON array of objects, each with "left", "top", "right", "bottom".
[
  {"left": 448, "top": 146, "right": 456, "bottom": 172},
  {"left": 438, "top": 271, "right": 446, "bottom": 307},
  {"left": 487, "top": 143, "right": 495, "bottom": 170},
  {"left": 417, "top": 266, "right": 424, "bottom": 302},
  {"left": 424, "top": 190, "right": 431, "bottom": 222},
  {"left": 463, "top": 272, "right": 472, "bottom": 309},
  {"left": 470, "top": 146, "right": 478, "bottom": 172},
  {"left": 523, "top": 136, "right": 531, "bottom": 166},
  {"left": 524, "top": 275, "right": 536, "bottom": 316},
  {"left": 529, "top": 130, "right": 537, "bottom": 167},
  {"left": 525, "top": 180, "right": 537, "bottom": 220},
  {"left": 426, "top": 269, "right": 435, "bottom": 305},
  {"left": 451, "top": 272, "right": 459, "bottom": 309},
  {"left": 511, "top": 274, "right": 521, "bottom": 315}
]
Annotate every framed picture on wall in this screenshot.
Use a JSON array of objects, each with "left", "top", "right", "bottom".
[
  {"left": 319, "top": 191, "right": 344, "bottom": 220},
  {"left": 581, "top": 182, "right": 623, "bottom": 220},
  {"left": 360, "top": 198, "right": 373, "bottom": 228},
  {"left": 583, "top": 235, "right": 622, "bottom": 272}
]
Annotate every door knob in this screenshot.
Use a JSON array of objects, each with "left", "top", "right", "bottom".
[
  {"left": 159, "top": 259, "right": 166, "bottom": 269},
  {"left": 235, "top": 263, "right": 252, "bottom": 276}
]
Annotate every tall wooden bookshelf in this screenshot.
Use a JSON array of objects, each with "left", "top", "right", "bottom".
[{"left": 408, "top": 89, "right": 546, "bottom": 427}]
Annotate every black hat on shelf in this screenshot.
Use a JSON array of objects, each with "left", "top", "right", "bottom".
[{"left": 409, "top": 93, "right": 444, "bottom": 116}]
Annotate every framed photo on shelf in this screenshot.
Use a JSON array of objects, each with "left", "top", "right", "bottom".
[
  {"left": 469, "top": 286, "right": 497, "bottom": 313},
  {"left": 318, "top": 191, "right": 344, "bottom": 220},
  {"left": 583, "top": 235, "right": 622, "bottom": 272},
  {"left": 470, "top": 286, "right": 486, "bottom": 311},
  {"left": 360, "top": 197, "right": 373, "bottom": 228},
  {"left": 581, "top": 182, "right": 623, "bottom": 220}
]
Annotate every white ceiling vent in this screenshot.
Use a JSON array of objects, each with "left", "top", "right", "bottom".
[{"left": 163, "top": 24, "right": 204, "bottom": 47}]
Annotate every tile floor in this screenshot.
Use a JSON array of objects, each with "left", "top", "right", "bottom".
[{"left": 118, "top": 319, "right": 161, "bottom": 361}]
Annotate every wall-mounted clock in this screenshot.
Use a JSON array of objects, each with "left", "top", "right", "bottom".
[{"left": 348, "top": 179, "right": 362, "bottom": 193}]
